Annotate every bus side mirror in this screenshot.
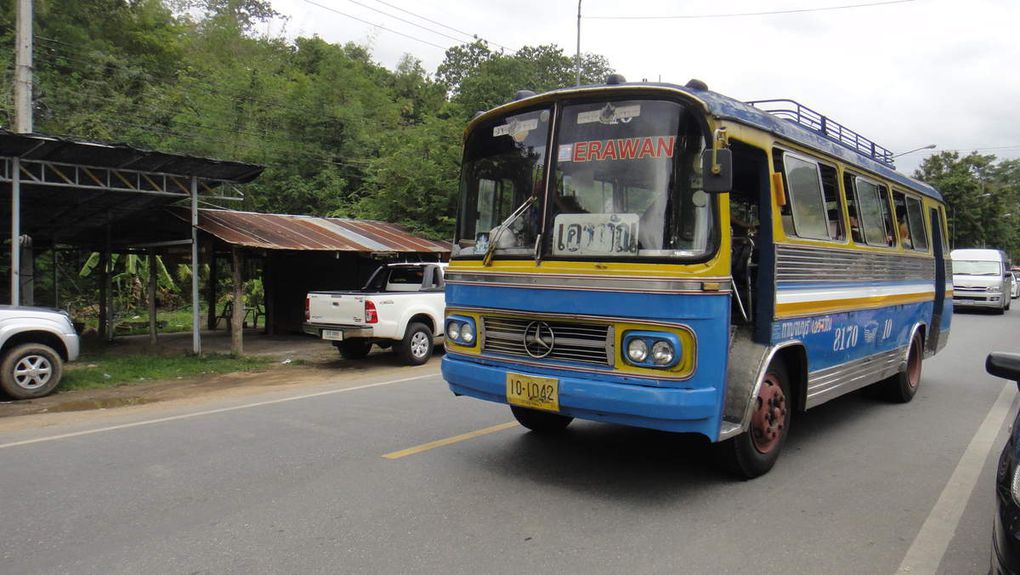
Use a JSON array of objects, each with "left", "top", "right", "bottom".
[
  {"left": 702, "top": 148, "right": 733, "bottom": 193},
  {"left": 986, "top": 353, "right": 1020, "bottom": 390}
]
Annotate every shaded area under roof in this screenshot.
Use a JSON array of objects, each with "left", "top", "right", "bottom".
[
  {"left": 176, "top": 209, "right": 450, "bottom": 254},
  {"left": 0, "top": 129, "right": 264, "bottom": 183}
]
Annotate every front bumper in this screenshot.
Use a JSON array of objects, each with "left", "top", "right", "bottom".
[
  {"left": 442, "top": 353, "right": 721, "bottom": 439},
  {"left": 954, "top": 294, "right": 1004, "bottom": 309},
  {"left": 64, "top": 333, "right": 80, "bottom": 362}
]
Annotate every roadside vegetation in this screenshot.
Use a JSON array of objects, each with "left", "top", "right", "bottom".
[{"left": 62, "top": 350, "right": 277, "bottom": 391}]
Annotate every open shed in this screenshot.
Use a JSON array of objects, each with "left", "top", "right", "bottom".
[
  {"left": 182, "top": 209, "right": 450, "bottom": 335},
  {"left": 0, "top": 129, "right": 264, "bottom": 353}
]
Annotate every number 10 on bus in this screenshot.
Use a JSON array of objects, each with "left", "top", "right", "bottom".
[{"left": 506, "top": 372, "right": 559, "bottom": 412}]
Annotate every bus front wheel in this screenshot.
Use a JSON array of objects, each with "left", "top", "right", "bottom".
[{"left": 717, "top": 361, "right": 791, "bottom": 479}]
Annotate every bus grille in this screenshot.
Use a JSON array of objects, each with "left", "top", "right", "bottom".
[{"left": 481, "top": 316, "right": 612, "bottom": 366}]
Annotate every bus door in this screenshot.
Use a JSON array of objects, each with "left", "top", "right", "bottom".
[{"left": 928, "top": 207, "right": 946, "bottom": 355}]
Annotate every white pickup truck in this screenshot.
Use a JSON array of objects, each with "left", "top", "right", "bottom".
[{"left": 303, "top": 263, "right": 446, "bottom": 365}]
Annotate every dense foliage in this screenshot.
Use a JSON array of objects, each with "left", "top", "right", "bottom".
[
  {"left": 914, "top": 153, "right": 1020, "bottom": 259},
  {"left": 0, "top": 0, "right": 613, "bottom": 241}
]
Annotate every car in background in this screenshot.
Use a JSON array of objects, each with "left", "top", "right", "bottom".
[
  {"left": 0, "top": 306, "right": 80, "bottom": 399},
  {"left": 951, "top": 248, "right": 1012, "bottom": 313},
  {"left": 1011, "top": 270, "right": 1020, "bottom": 300},
  {"left": 988, "top": 353, "right": 1020, "bottom": 573}
]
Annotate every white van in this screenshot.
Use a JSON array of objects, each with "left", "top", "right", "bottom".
[{"left": 951, "top": 248, "right": 1014, "bottom": 313}]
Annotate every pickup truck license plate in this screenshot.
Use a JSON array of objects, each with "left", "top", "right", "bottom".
[
  {"left": 506, "top": 372, "right": 559, "bottom": 412},
  {"left": 321, "top": 329, "right": 344, "bottom": 341}
]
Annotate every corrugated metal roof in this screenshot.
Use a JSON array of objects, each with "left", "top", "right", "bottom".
[
  {"left": 181, "top": 209, "right": 450, "bottom": 253},
  {"left": 0, "top": 130, "right": 264, "bottom": 183}
]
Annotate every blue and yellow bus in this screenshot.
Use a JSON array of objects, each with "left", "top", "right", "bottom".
[{"left": 441, "top": 76, "right": 951, "bottom": 477}]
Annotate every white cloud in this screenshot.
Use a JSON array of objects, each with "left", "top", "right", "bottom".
[{"left": 268, "top": 0, "right": 1020, "bottom": 173}]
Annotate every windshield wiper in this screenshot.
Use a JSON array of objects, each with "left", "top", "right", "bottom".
[{"left": 482, "top": 195, "right": 537, "bottom": 267}]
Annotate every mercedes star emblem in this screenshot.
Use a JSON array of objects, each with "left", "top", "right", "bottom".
[{"left": 523, "top": 321, "right": 555, "bottom": 359}]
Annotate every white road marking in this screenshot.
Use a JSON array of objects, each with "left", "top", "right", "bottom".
[
  {"left": 896, "top": 381, "right": 1016, "bottom": 574},
  {"left": 0, "top": 373, "right": 438, "bottom": 450}
]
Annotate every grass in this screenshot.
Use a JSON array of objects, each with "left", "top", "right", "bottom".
[{"left": 62, "top": 352, "right": 277, "bottom": 391}]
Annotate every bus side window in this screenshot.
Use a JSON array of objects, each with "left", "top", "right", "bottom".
[
  {"left": 774, "top": 150, "right": 838, "bottom": 241},
  {"left": 853, "top": 175, "right": 895, "bottom": 247},
  {"left": 905, "top": 196, "right": 929, "bottom": 251},
  {"left": 844, "top": 173, "right": 864, "bottom": 243},
  {"left": 892, "top": 191, "right": 913, "bottom": 249},
  {"left": 878, "top": 184, "right": 896, "bottom": 246}
]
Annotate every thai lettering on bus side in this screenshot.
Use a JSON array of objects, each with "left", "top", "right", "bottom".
[{"left": 779, "top": 316, "right": 833, "bottom": 339}]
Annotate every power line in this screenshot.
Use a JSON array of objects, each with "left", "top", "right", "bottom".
[
  {"left": 299, "top": 0, "right": 449, "bottom": 50},
  {"left": 338, "top": 0, "right": 466, "bottom": 45},
  {"left": 367, "top": 0, "right": 511, "bottom": 52},
  {"left": 586, "top": 0, "right": 917, "bottom": 20}
]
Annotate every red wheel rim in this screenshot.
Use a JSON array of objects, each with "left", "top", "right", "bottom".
[
  {"left": 751, "top": 374, "right": 787, "bottom": 454},
  {"left": 906, "top": 336, "right": 921, "bottom": 390}
]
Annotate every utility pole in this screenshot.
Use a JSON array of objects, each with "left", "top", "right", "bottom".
[
  {"left": 15, "top": 0, "right": 33, "bottom": 133},
  {"left": 575, "top": 0, "right": 582, "bottom": 86}
]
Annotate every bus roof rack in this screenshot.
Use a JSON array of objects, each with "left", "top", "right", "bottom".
[{"left": 745, "top": 99, "right": 895, "bottom": 168}]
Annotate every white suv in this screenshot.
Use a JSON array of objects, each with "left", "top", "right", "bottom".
[{"left": 0, "top": 306, "right": 80, "bottom": 399}]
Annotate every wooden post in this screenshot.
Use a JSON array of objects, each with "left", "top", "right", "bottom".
[
  {"left": 263, "top": 254, "right": 274, "bottom": 336},
  {"left": 231, "top": 246, "right": 243, "bottom": 355},
  {"left": 207, "top": 249, "right": 218, "bottom": 330},
  {"left": 148, "top": 251, "right": 158, "bottom": 345},
  {"left": 98, "top": 250, "right": 108, "bottom": 338},
  {"left": 103, "top": 224, "right": 113, "bottom": 341}
]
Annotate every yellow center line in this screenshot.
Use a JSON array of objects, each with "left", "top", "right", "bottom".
[{"left": 382, "top": 422, "right": 518, "bottom": 460}]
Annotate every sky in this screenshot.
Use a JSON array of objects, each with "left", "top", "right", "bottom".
[{"left": 263, "top": 0, "right": 1020, "bottom": 176}]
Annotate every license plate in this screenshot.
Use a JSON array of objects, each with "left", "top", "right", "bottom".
[
  {"left": 322, "top": 329, "right": 344, "bottom": 341},
  {"left": 506, "top": 372, "right": 559, "bottom": 412}
]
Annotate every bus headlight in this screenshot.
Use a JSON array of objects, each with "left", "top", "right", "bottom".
[
  {"left": 651, "top": 341, "right": 674, "bottom": 365},
  {"left": 460, "top": 322, "right": 475, "bottom": 344},
  {"left": 622, "top": 331, "right": 681, "bottom": 369},
  {"left": 445, "top": 316, "right": 477, "bottom": 347},
  {"left": 627, "top": 339, "right": 648, "bottom": 363}
]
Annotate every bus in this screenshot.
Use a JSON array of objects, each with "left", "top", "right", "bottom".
[{"left": 440, "top": 76, "right": 952, "bottom": 478}]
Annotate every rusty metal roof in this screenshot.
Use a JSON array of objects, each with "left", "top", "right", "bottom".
[{"left": 180, "top": 209, "right": 449, "bottom": 253}]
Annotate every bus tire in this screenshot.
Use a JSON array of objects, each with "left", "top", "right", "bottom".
[
  {"left": 510, "top": 406, "right": 573, "bottom": 433},
  {"left": 716, "top": 361, "right": 791, "bottom": 479},
  {"left": 337, "top": 340, "right": 372, "bottom": 360},
  {"left": 885, "top": 332, "right": 923, "bottom": 403},
  {"left": 397, "top": 322, "right": 433, "bottom": 366}
]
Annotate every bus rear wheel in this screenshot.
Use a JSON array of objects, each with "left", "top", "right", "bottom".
[
  {"left": 510, "top": 406, "right": 573, "bottom": 433},
  {"left": 884, "top": 332, "right": 923, "bottom": 403},
  {"left": 716, "top": 361, "right": 791, "bottom": 479}
]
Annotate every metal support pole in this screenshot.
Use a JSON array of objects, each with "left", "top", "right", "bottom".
[
  {"left": 191, "top": 176, "right": 201, "bottom": 355},
  {"left": 14, "top": 0, "right": 33, "bottom": 133},
  {"left": 10, "top": 158, "right": 20, "bottom": 305},
  {"left": 103, "top": 223, "right": 113, "bottom": 342},
  {"left": 575, "top": 0, "right": 582, "bottom": 86},
  {"left": 52, "top": 245, "right": 58, "bottom": 307}
]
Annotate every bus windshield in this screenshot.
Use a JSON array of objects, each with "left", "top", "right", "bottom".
[
  {"left": 452, "top": 98, "right": 712, "bottom": 261},
  {"left": 549, "top": 99, "right": 711, "bottom": 259}
]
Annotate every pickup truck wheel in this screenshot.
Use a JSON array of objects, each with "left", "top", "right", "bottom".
[
  {"left": 398, "top": 322, "right": 433, "bottom": 366},
  {"left": 337, "top": 340, "right": 372, "bottom": 360},
  {"left": 0, "top": 343, "right": 64, "bottom": 400}
]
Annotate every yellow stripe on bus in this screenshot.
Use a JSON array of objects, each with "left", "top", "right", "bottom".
[{"left": 776, "top": 292, "right": 933, "bottom": 317}]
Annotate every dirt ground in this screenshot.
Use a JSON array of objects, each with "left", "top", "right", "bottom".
[{"left": 0, "top": 329, "right": 442, "bottom": 426}]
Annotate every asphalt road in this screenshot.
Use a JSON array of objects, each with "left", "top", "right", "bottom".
[{"left": 1, "top": 308, "right": 1018, "bottom": 574}]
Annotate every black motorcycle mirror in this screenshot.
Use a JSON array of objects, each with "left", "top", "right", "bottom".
[{"left": 986, "top": 353, "right": 1020, "bottom": 389}]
